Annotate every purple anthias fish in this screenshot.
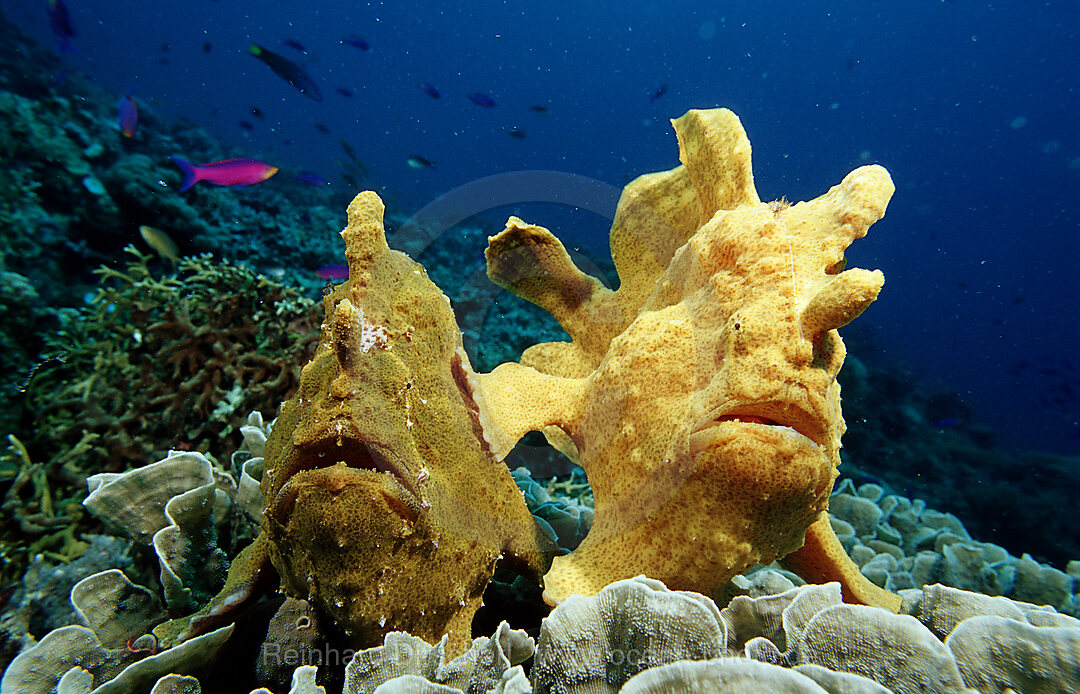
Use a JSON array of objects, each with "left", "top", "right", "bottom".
[
  {"left": 314, "top": 264, "right": 349, "bottom": 280},
  {"left": 169, "top": 157, "right": 279, "bottom": 192},
  {"left": 467, "top": 92, "right": 496, "bottom": 108},
  {"left": 118, "top": 89, "right": 137, "bottom": 137},
  {"left": 419, "top": 82, "right": 441, "bottom": 99}
]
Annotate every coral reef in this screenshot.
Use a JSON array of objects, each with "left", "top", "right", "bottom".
[
  {"left": 0, "top": 534, "right": 135, "bottom": 668},
  {"left": 822, "top": 479, "right": 1080, "bottom": 616},
  {"left": 0, "top": 273, "right": 59, "bottom": 439},
  {"left": 0, "top": 10, "right": 350, "bottom": 298},
  {"left": 309, "top": 576, "right": 1080, "bottom": 693},
  {"left": 8, "top": 535, "right": 1079, "bottom": 691},
  {"left": 510, "top": 464, "right": 1080, "bottom": 618},
  {"left": 473, "top": 108, "right": 897, "bottom": 608},
  {"left": 837, "top": 354, "right": 1080, "bottom": 568},
  {"left": 527, "top": 576, "right": 1080, "bottom": 693},
  {"left": 24, "top": 248, "right": 320, "bottom": 474},
  {"left": 0, "top": 424, "right": 274, "bottom": 692},
  {"left": 0, "top": 10, "right": 350, "bottom": 498},
  {"left": 4, "top": 412, "right": 1077, "bottom": 690},
  {"left": 342, "top": 621, "right": 533, "bottom": 693},
  {"left": 530, "top": 576, "right": 726, "bottom": 692},
  {"left": 83, "top": 452, "right": 232, "bottom": 612},
  {"left": 0, "top": 251, "right": 319, "bottom": 588},
  {"left": 512, "top": 467, "right": 593, "bottom": 553},
  {"left": 2, "top": 611, "right": 233, "bottom": 694}
]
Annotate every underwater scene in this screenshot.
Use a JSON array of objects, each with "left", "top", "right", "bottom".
[{"left": 0, "top": 0, "right": 1078, "bottom": 692}]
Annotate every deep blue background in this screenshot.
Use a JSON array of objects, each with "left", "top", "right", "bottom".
[{"left": 8, "top": 0, "right": 1079, "bottom": 454}]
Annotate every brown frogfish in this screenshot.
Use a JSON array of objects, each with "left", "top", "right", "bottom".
[
  {"left": 259, "top": 192, "right": 555, "bottom": 654},
  {"left": 155, "top": 192, "right": 554, "bottom": 657}
]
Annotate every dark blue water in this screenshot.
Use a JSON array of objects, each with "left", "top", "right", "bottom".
[{"left": 8, "top": 0, "right": 1079, "bottom": 454}]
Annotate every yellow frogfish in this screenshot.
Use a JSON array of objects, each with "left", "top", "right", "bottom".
[{"left": 472, "top": 108, "right": 901, "bottom": 611}]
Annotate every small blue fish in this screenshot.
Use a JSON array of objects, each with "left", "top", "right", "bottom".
[
  {"left": 406, "top": 155, "right": 435, "bottom": 169},
  {"left": 343, "top": 35, "right": 370, "bottom": 51},
  {"left": 649, "top": 83, "right": 668, "bottom": 102},
  {"left": 336, "top": 87, "right": 354, "bottom": 98},
  {"left": 283, "top": 38, "right": 307, "bottom": 53},
  {"left": 249, "top": 43, "right": 323, "bottom": 102},
  {"left": 468, "top": 92, "right": 496, "bottom": 108},
  {"left": 419, "top": 82, "right": 441, "bottom": 99},
  {"left": 295, "top": 171, "right": 328, "bottom": 186}
]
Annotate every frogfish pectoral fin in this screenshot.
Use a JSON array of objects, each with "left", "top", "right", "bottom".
[
  {"left": 780, "top": 513, "right": 902, "bottom": 613},
  {"left": 153, "top": 534, "right": 277, "bottom": 648}
]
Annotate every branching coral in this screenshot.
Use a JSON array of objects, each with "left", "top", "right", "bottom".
[
  {"left": 24, "top": 247, "right": 320, "bottom": 472},
  {"left": 0, "top": 435, "right": 86, "bottom": 587},
  {"left": 1, "top": 249, "right": 320, "bottom": 586}
]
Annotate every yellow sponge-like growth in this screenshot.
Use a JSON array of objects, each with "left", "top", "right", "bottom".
[{"left": 477, "top": 108, "right": 900, "bottom": 611}]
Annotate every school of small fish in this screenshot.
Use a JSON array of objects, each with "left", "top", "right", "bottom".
[{"left": 47, "top": 0, "right": 671, "bottom": 278}]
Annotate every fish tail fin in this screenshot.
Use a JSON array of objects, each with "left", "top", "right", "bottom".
[{"left": 169, "top": 156, "right": 199, "bottom": 192}]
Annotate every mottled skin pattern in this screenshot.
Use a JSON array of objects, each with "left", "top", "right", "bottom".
[
  {"left": 155, "top": 192, "right": 553, "bottom": 656},
  {"left": 258, "top": 192, "right": 553, "bottom": 655},
  {"left": 474, "top": 108, "right": 901, "bottom": 611}
]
